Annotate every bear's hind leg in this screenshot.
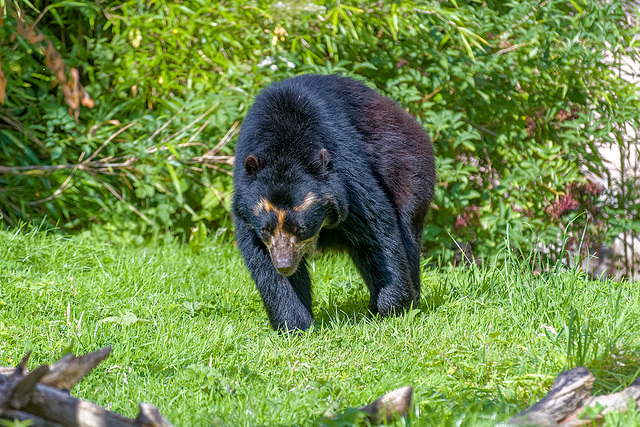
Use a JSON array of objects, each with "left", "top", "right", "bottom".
[
  {"left": 398, "top": 214, "right": 423, "bottom": 306},
  {"left": 349, "top": 244, "right": 415, "bottom": 317}
]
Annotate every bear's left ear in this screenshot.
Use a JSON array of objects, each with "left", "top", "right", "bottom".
[
  {"left": 244, "top": 155, "right": 261, "bottom": 176},
  {"left": 320, "top": 148, "right": 331, "bottom": 170}
]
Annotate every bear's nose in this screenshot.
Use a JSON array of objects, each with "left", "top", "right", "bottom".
[
  {"left": 274, "top": 257, "right": 293, "bottom": 270},
  {"left": 275, "top": 257, "right": 294, "bottom": 274}
]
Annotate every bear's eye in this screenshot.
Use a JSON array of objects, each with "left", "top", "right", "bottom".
[
  {"left": 292, "top": 225, "right": 306, "bottom": 236},
  {"left": 259, "top": 226, "right": 272, "bottom": 237}
]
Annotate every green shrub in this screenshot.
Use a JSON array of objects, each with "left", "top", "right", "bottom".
[{"left": 1, "top": 0, "right": 638, "bottom": 263}]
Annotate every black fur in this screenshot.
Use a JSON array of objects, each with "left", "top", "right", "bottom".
[{"left": 232, "top": 74, "right": 436, "bottom": 332}]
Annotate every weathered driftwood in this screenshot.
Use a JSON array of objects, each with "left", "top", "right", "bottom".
[
  {"left": 0, "top": 347, "right": 174, "bottom": 427},
  {"left": 8, "top": 349, "right": 637, "bottom": 426},
  {"left": 359, "top": 386, "right": 413, "bottom": 424},
  {"left": 507, "top": 366, "right": 640, "bottom": 426}
]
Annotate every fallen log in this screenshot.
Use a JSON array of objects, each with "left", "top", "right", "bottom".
[
  {"left": 359, "top": 386, "right": 413, "bottom": 424},
  {"left": 8, "top": 348, "right": 636, "bottom": 426},
  {"left": 506, "top": 366, "right": 640, "bottom": 426},
  {"left": 0, "top": 347, "right": 174, "bottom": 427},
  {"left": 353, "top": 367, "right": 640, "bottom": 426}
]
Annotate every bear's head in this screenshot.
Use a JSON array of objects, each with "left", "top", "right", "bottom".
[{"left": 235, "top": 149, "right": 346, "bottom": 276}]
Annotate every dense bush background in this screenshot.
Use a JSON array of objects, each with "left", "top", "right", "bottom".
[{"left": 1, "top": 0, "right": 639, "bottom": 266}]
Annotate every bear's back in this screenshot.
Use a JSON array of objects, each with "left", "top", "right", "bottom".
[{"left": 236, "top": 74, "right": 435, "bottom": 215}]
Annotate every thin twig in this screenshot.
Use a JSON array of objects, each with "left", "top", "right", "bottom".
[
  {"left": 200, "top": 163, "right": 233, "bottom": 176},
  {"left": 185, "top": 115, "right": 214, "bottom": 145},
  {"left": 161, "top": 103, "right": 220, "bottom": 143},
  {"left": 0, "top": 164, "right": 83, "bottom": 173},
  {"left": 84, "top": 122, "right": 137, "bottom": 164},
  {"left": 206, "top": 121, "right": 240, "bottom": 157},
  {"left": 414, "top": 8, "right": 462, "bottom": 32},
  {"left": 462, "top": 118, "right": 498, "bottom": 137},
  {"left": 0, "top": 154, "right": 233, "bottom": 175},
  {"left": 33, "top": 4, "right": 53, "bottom": 28},
  {"left": 148, "top": 105, "right": 186, "bottom": 142},
  {"left": 190, "top": 155, "right": 235, "bottom": 165},
  {"left": 197, "top": 49, "right": 216, "bottom": 66},
  {"left": 90, "top": 173, "right": 153, "bottom": 225},
  {"left": 495, "top": 42, "right": 532, "bottom": 55},
  {"left": 0, "top": 209, "right": 15, "bottom": 227},
  {"left": 497, "top": 0, "right": 550, "bottom": 40},
  {"left": 26, "top": 153, "right": 85, "bottom": 205},
  {"left": 207, "top": 182, "right": 230, "bottom": 211},
  {"left": 0, "top": 109, "right": 45, "bottom": 148},
  {"left": 441, "top": 354, "right": 457, "bottom": 373},
  {"left": 146, "top": 142, "right": 210, "bottom": 155},
  {"left": 0, "top": 160, "right": 136, "bottom": 174},
  {"left": 421, "top": 86, "right": 443, "bottom": 103},
  {"left": 93, "top": 159, "right": 139, "bottom": 169}
]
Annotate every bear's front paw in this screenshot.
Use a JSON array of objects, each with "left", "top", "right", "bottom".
[{"left": 270, "top": 309, "right": 314, "bottom": 333}]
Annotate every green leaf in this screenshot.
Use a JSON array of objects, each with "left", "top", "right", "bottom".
[{"left": 165, "top": 162, "right": 183, "bottom": 202}]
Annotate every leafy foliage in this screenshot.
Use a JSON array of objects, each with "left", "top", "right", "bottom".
[{"left": 1, "top": 0, "right": 638, "bottom": 262}]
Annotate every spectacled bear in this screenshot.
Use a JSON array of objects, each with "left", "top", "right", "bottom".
[{"left": 232, "top": 74, "right": 436, "bottom": 332}]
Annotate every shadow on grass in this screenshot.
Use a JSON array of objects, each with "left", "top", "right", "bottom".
[
  {"left": 314, "top": 296, "right": 372, "bottom": 331},
  {"left": 312, "top": 287, "right": 450, "bottom": 332}
]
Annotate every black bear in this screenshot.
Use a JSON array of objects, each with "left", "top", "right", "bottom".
[{"left": 232, "top": 74, "right": 435, "bottom": 332}]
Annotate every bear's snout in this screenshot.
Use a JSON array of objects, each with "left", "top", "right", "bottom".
[{"left": 269, "top": 232, "right": 299, "bottom": 276}]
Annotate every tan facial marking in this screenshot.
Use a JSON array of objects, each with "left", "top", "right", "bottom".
[
  {"left": 275, "top": 210, "right": 286, "bottom": 234},
  {"left": 253, "top": 197, "right": 287, "bottom": 234},
  {"left": 293, "top": 192, "right": 318, "bottom": 212},
  {"left": 253, "top": 197, "right": 276, "bottom": 216},
  {"left": 252, "top": 195, "right": 322, "bottom": 276}
]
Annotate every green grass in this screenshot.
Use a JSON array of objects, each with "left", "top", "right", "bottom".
[{"left": 1, "top": 227, "right": 639, "bottom": 426}]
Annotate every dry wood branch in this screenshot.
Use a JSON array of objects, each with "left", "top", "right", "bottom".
[
  {"left": 0, "top": 61, "right": 6, "bottom": 105},
  {"left": 185, "top": 115, "right": 214, "bottom": 146},
  {"left": 209, "top": 121, "right": 240, "bottom": 157},
  {"left": 0, "top": 347, "right": 174, "bottom": 427},
  {"left": 200, "top": 163, "right": 234, "bottom": 176},
  {"left": 91, "top": 173, "right": 154, "bottom": 225},
  {"left": 495, "top": 42, "right": 532, "bottom": 56},
  {"left": 39, "top": 346, "right": 111, "bottom": 391},
  {"left": 84, "top": 122, "right": 137, "bottom": 164},
  {"left": 559, "top": 382, "right": 640, "bottom": 427},
  {"left": 2, "top": 409, "right": 63, "bottom": 427},
  {"left": 413, "top": 8, "right": 464, "bottom": 32},
  {"left": 506, "top": 366, "right": 640, "bottom": 426},
  {"left": 161, "top": 103, "right": 220, "bottom": 143},
  {"left": 0, "top": 117, "right": 236, "bottom": 177},
  {"left": 462, "top": 118, "right": 499, "bottom": 137},
  {"left": 10, "top": 364, "right": 50, "bottom": 409},
  {"left": 359, "top": 386, "right": 413, "bottom": 424},
  {"left": 148, "top": 106, "right": 186, "bottom": 142},
  {"left": 509, "top": 367, "right": 595, "bottom": 425},
  {"left": 191, "top": 155, "right": 235, "bottom": 166},
  {"left": 26, "top": 152, "right": 85, "bottom": 206}
]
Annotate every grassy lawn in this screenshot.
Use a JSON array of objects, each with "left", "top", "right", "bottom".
[{"left": 1, "top": 228, "right": 639, "bottom": 426}]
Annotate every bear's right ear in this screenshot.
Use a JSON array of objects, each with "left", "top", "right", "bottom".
[{"left": 244, "top": 155, "right": 261, "bottom": 176}]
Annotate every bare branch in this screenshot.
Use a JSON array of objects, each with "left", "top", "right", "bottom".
[
  {"left": 148, "top": 105, "right": 186, "bottom": 142},
  {"left": 84, "top": 122, "right": 138, "bottom": 164},
  {"left": 161, "top": 103, "right": 220, "bottom": 143},
  {"left": 91, "top": 174, "right": 154, "bottom": 225},
  {"left": 40, "top": 347, "right": 112, "bottom": 391}
]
